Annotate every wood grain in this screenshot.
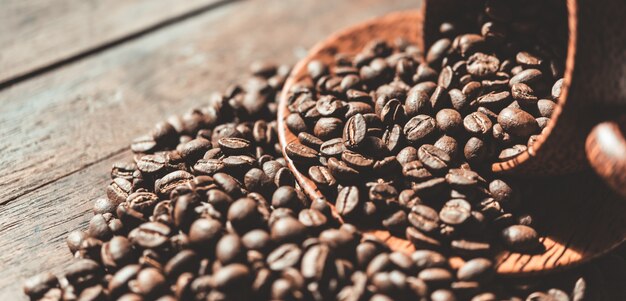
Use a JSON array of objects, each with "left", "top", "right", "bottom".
[
  {"left": 0, "top": 0, "right": 417, "bottom": 299},
  {"left": 0, "top": 0, "right": 224, "bottom": 85},
  {"left": 277, "top": 10, "right": 626, "bottom": 275},
  {"left": 0, "top": 0, "right": 416, "bottom": 205}
]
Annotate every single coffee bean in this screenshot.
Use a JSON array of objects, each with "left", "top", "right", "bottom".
[
  {"left": 342, "top": 150, "right": 375, "bottom": 171},
  {"left": 404, "top": 115, "right": 437, "bottom": 144},
  {"left": 418, "top": 144, "right": 451, "bottom": 174},
  {"left": 457, "top": 258, "right": 494, "bottom": 283},
  {"left": 397, "top": 146, "right": 419, "bottom": 165},
  {"left": 285, "top": 142, "right": 318, "bottom": 164},
  {"left": 509, "top": 69, "right": 542, "bottom": 86},
  {"left": 409, "top": 205, "right": 440, "bottom": 233},
  {"left": 128, "top": 222, "right": 171, "bottom": 249},
  {"left": 426, "top": 38, "right": 451, "bottom": 65},
  {"left": 439, "top": 199, "right": 472, "bottom": 225},
  {"left": 218, "top": 137, "right": 252, "bottom": 155},
  {"left": 301, "top": 243, "right": 332, "bottom": 281},
  {"left": 516, "top": 51, "right": 542, "bottom": 67},
  {"left": 271, "top": 217, "right": 306, "bottom": 243},
  {"left": 298, "top": 209, "right": 328, "bottom": 230},
  {"left": 23, "top": 272, "right": 59, "bottom": 299},
  {"left": 466, "top": 52, "right": 500, "bottom": 78},
  {"left": 464, "top": 112, "right": 493, "bottom": 136},
  {"left": 418, "top": 268, "right": 453, "bottom": 286},
  {"left": 403, "top": 160, "right": 433, "bottom": 181},
  {"left": 476, "top": 91, "right": 510, "bottom": 109},
  {"left": 405, "top": 89, "right": 431, "bottom": 117},
  {"left": 320, "top": 138, "right": 345, "bottom": 157},
  {"left": 336, "top": 186, "right": 361, "bottom": 217},
  {"left": 314, "top": 117, "right": 343, "bottom": 140},
  {"left": 498, "top": 144, "right": 528, "bottom": 160},
  {"left": 497, "top": 108, "right": 539, "bottom": 137},
  {"left": 511, "top": 83, "right": 538, "bottom": 104},
  {"left": 267, "top": 243, "right": 302, "bottom": 271},
  {"left": 436, "top": 109, "right": 462, "bottom": 134},
  {"left": 406, "top": 227, "right": 442, "bottom": 250},
  {"left": 343, "top": 113, "right": 367, "bottom": 149},
  {"left": 213, "top": 264, "right": 251, "bottom": 292},
  {"left": 501, "top": 225, "right": 540, "bottom": 252}
]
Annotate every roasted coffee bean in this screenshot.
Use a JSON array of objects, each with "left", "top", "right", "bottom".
[
  {"left": 188, "top": 218, "right": 222, "bottom": 249},
  {"left": 336, "top": 186, "right": 360, "bottom": 217},
  {"left": 128, "top": 222, "right": 171, "bottom": 249},
  {"left": 430, "top": 86, "right": 450, "bottom": 110},
  {"left": 476, "top": 91, "right": 511, "bottom": 109},
  {"left": 267, "top": 243, "right": 302, "bottom": 271},
  {"left": 467, "top": 52, "right": 499, "bottom": 78},
  {"left": 218, "top": 137, "right": 252, "bottom": 155},
  {"left": 511, "top": 83, "right": 538, "bottom": 104},
  {"left": 436, "top": 109, "right": 462, "bottom": 134},
  {"left": 301, "top": 243, "right": 332, "bottom": 281},
  {"left": 409, "top": 205, "right": 440, "bottom": 233},
  {"left": 464, "top": 112, "right": 493, "bottom": 136},
  {"left": 298, "top": 209, "right": 327, "bottom": 230},
  {"left": 509, "top": 69, "right": 542, "bottom": 86},
  {"left": 213, "top": 264, "right": 251, "bottom": 292},
  {"left": 327, "top": 157, "right": 359, "bottom": 181},
  {"left": 285, "top": 142, "right": 318, "bottom": 164},
  {"left": 403, "top": 160, "right": 433, "bottom": 181},
  {"left": 397, "top": 146, "right": 419, "bottom": 165},
  {"left": 404, "top": 115, "right": 437, "bottom": 144},
  {"left": 308, "top": 165, "right": 336, "bottom": 188},
  {"left": 464, "top": 137, "right": 488, "bottom": 163},
  {"left": 457, "top": 258, "right": 494, "bottom": 283},
  {"left": 431, "top": 289, "right": 457, "bottom": 301},
  {"left": 497, "top": 108, "right": 539, "bottom": 137},
  {"left": 440, "top": 199, "right": 472, "bottom": 225},
  {"left": 342, "top": 150, "right": 374, "bottom": 171},
  {"left": 451, "top": 240, "right": 491, "bottom": 258},
  {"left": 445, "top": 168, "right": 481, "bottom": 188},
  {"left": 271, "top": 217, "right": 306, "bottom": 243},
  {"left": 65, "top": 259, "right": 102, "bottom": 289},
  {"left": 23, "top": 272, "right": 59, "bottom": 299},
  {"left": 154, "top": 171, "right": 193, "bottom": 198},
  {"left": 320, "top": 138, "right": 345, "bottom": 157},
  {"left": 499, "top": 144, "right": 528, "bottom": 160},
  {"left": 501, "top": 225, "right": 540, "bottom": 252},
  {"left": 228, "top": 197, "right": 263, "bottom": 233},
  {"left": 405, "top": 88, "right": 431, "bottom": 117},
  {"left": 434, "top": 135, "right": 459, "bottom": 160},
  {"left": 426, "top": 38, "right": 452, "bottom": 65},
  {"left": 418, "top": 144, "right": 451, "bottom": 174},
  {"left": 406, "top": 227, "right": 442, "bottom": 250}
]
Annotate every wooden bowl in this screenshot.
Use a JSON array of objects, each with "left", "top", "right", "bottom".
[{"left": 277, "top": 8, "right": 626, "bottom": 275}]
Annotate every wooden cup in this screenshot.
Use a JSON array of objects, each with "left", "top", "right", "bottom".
[{"left": 277, "top": 1, "right": 626, "bottom": 275}]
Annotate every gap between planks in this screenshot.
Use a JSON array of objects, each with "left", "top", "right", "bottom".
[
  {"left": 0, "top": 0, "right": 238, "bottom": 91},
  {"left": 0, "top": 147, "right": 128, "bottom": 207}
]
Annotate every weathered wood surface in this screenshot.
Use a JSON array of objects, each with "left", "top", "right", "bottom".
[
  {"left": 0, "top": 0, "right": 416, "bottom": 298},
  {"left": 0, "top": 0, "right": 225, "bottom": 85}
]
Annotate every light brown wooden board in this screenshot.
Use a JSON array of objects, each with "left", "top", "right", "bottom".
[
  {"left": 0, "top": 0, "right": 417, "bottom": 298},
  {"left": 0, "top": 0, "right": 223, "bottom": 84}
]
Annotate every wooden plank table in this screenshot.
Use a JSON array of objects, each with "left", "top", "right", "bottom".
[
  {"left": 0, "top": 0, "right": 416, "bottom": 299},
  {"left": 0, "top": 0, "right": 624, "bottom": 300}
]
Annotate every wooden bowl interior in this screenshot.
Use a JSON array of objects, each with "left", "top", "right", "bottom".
[{"left": 277, "top": 10, "right": 626, "bottom": 275}]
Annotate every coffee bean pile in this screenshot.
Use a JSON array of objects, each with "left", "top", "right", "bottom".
[
  {"left": 285, "top": 0, "right": 565, "bottom": 256},
  {"left": 22, "top": 1, "right": 611, "bottom": 300},
  {"left": 23, "top": 60, "right": 599, "bottom": 301}
]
